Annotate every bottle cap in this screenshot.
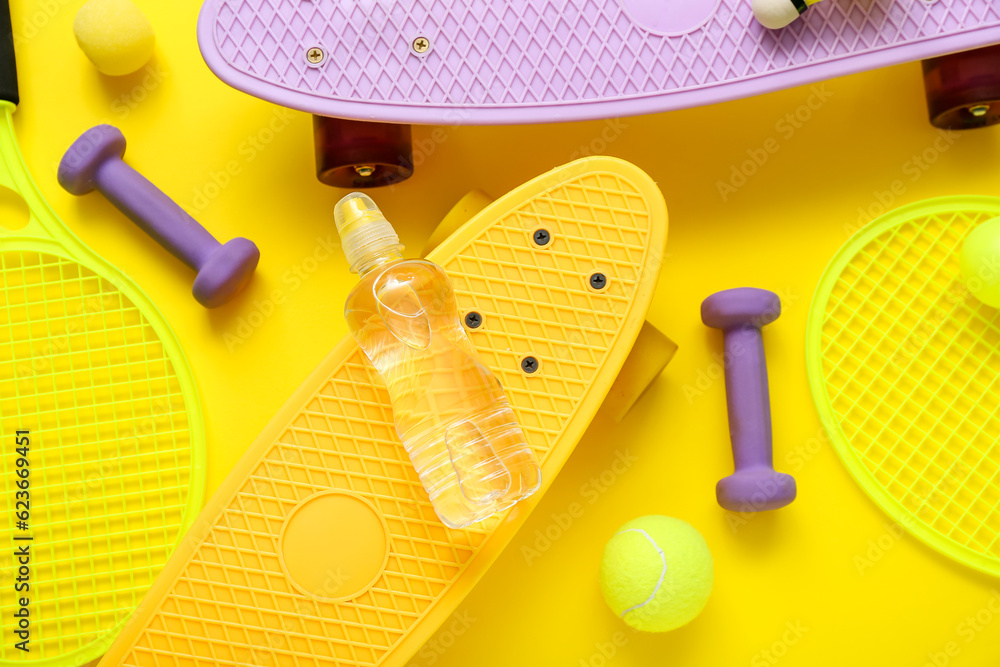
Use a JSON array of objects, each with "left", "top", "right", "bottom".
[{"left": 334, "top": 192, "right": 403, "bottom": 273}]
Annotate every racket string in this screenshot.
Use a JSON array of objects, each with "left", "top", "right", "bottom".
[
  {"left": 0, "top": 249, "right": 195, "bottom": 657},
  {"left": 819, "top": 210, "right": 1000, "bottom": 561}
]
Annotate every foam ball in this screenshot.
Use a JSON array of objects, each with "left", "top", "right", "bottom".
[
  {"left": 599, "top": 515, "right": 713, "bottom": 633},
  {"left": 961, "top": 216, "right": 1000, "bottom": 309},
  {"left": 74, "top": 0, "right": 155, "bottom": 76}
]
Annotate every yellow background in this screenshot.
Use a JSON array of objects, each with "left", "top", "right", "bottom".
[{"left": 10, "top": 0, "right": 1000, "bottom": 663}]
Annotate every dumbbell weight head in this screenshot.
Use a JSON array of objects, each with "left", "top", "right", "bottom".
[{"left": 193, "top": 238, "right": 260, "bottom": 308}]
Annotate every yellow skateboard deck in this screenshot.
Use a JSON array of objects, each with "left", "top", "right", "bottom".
[{"left": 101, "top": 156, "right": 668, "bottom": 667}]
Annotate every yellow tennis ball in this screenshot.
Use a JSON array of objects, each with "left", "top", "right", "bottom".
[
  {"left": 74, "top": 0, "right": 156, "bottom": 77},
  {"left": 961, "top": 216, "right": 1000, "bottom": 309},
  {"left": 599, "top": 515, "right": 713, "bottom": 633}
]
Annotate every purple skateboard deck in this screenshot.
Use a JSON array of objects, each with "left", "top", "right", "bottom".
[{"left": 197, "top": 0, "right": 1000, "bottom": 125}]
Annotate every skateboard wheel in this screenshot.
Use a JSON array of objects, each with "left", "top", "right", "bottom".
[
  {"left": 313, "top": 116, "right": 414, "bottom": 188},
  {"left": 923, "top": 44, "right": 1000, "bottom": 130},
  {"left": 603, "top": 321, "right": 678, "bottom": 423},
  {"left": 423, "top": 190, "right": 494, "bottom": 256}
]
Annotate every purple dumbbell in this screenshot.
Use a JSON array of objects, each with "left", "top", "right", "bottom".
[
  {"left": 702, "top": 288, "right": 796, "bottom": 512},
  {"left": 58, "top": 125, "right": 259, "bottom": 308}
]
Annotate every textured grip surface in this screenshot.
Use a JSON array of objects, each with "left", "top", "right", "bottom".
[{"left": 198, "top": 0, "right": 1000, "bottom": 124}]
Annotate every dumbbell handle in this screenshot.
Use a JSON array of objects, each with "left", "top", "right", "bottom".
[
  {"left": 723, "top": 324, "right": 773, "bottom": 471},
  {"left": 93, "top": 159, "right": 220, "bottom": 270}
]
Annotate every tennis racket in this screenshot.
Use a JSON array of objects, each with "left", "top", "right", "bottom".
[
  {"left": 809, "top": 196, "right": 1000, "bottom": 577},
  {"left": 0, "top": 2, "right": 205, "bottom": 665}
]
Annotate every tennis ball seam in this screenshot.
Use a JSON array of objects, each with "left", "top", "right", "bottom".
[{"left": 616, "top": 528, "right": 666, "bottom": 617}]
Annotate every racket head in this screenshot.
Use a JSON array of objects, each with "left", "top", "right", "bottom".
[
  {"left": 808, "top": 196, "right": 1000, "bottom": 577},
  {"left": 0, "top": 103, "right": 206, "bottom": 666}
]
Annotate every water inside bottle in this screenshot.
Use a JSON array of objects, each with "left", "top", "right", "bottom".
[{"left": 338, "top": 193, "right": 541, "bottom": 528}]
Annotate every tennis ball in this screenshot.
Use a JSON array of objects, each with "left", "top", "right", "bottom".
[
  {"left": 961, "top": 216, "right": 1000, "bottom": 309},
  {"left": 599, "top": 515, "right": 713, "bottom": 632},
  {"left": 74, "top": 0, "right": 156, "bottom": 77}
]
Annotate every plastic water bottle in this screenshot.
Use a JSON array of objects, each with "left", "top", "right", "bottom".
[{"left": 335, "top": 192, "right": 542, "bottom": 528}]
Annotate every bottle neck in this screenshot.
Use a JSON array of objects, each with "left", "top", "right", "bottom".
[{"left": 355, "top": 247, "right": 404, "bottom": 276}]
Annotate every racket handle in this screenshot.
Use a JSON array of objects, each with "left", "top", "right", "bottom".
[
  {"left": 0, "top": 0, "right": 19, "bottom": 106},
  {"left": 702, "top": 288, "right": 796, "bottom": 512},
  {"left": 58, "top": 125, "right": 259, "bottom": 308}
]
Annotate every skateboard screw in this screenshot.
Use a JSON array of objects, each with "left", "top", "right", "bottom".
[
  {"left": 533, "top": 229, "right": 551, "bottom": 246},
  {"left": 412, "top": 36, "right": 430, "bottom": 54},
  {"left": 465, "top": 311, "right": 483, "bottom": 329},
  {"left": 521, "top": 356, "right": 539, "bottom": 374},
  {"left": 354, "top": 165, "right": 376, "bottom": 178},
  {"left": 969, "top": 104, "right": 990, "bottom": 117},
  {"left": 306, "top": 47, "right": 325, "bottom": 64},
  {"left": 590, "top": 272, "right": 607, "bottom": 290}
]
